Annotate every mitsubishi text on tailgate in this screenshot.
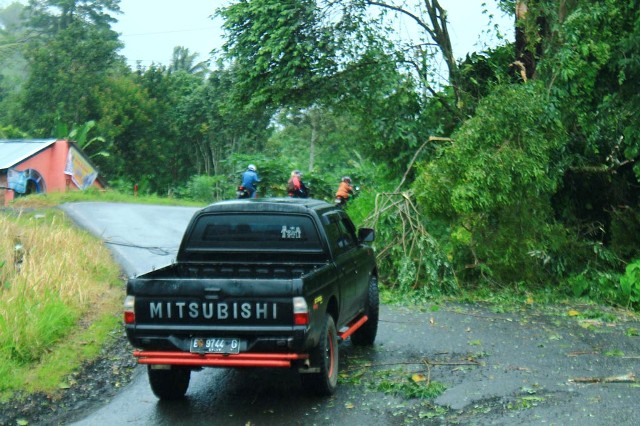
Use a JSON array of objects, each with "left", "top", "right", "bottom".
[{"left": 123, "top": 198, "right": 379, "bottom": 399}]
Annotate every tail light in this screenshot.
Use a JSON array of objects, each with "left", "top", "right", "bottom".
[
  {"left": 124, "top": 295, "right": 135, "bottom": 324},
  {"left": 292, "top": 297, "right": 309, "bottom": 326}
]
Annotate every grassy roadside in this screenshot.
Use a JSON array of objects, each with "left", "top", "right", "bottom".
[
  {"left": 0, "top": 206, "right": 124, "bottom": 400},
  {"left": 0, "top": 189, "right": 196, "bottom": 402},
  {"left": 8, "top": 187, "right": 204, "bottom": 209}
]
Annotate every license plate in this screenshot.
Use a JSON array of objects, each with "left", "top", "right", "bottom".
[{"left": 190, "top": 337, "right": 240, "bottom": 354}]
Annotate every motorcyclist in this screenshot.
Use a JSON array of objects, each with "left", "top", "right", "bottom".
[
  {"left": 335, "top": 176, "right": 354, "bottom": 206},
  {"left": 240, "top": 164, "right": 260, "bottom": 198},
  {"left": 287, "top": 170, "right": 308, "bottom": 198}
]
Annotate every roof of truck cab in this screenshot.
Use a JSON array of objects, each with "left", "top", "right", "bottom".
[{"left": 199, "top": 198, "right": 336, "bottom": 215}]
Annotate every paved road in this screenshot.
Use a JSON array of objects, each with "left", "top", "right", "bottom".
[{"left": 61, "top": 202, "right": 640, "bottom": 425}]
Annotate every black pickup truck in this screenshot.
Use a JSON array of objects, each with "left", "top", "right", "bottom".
[{"left": 123, "top": 198, "right": 379, "bottom": 399}]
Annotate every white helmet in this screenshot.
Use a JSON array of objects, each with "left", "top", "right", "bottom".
[{"left": 248, "top": 164, "right": 256, "bottom": 171}]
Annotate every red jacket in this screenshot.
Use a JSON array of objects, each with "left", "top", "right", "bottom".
[{"left": 288, "top": 175, "right": 307, "bottom": 197}]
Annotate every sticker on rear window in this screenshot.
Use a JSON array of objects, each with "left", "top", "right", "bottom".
[{"left": 281, "top": 225, "right": 302, "bottom": 239}]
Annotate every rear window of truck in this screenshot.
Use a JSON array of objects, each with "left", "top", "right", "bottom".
[{"left": 184, "top": 213, "right": 323, "bottom": 251}]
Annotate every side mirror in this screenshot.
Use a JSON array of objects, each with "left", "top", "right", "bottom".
[{"left": 357, "top": 227, "right": 375, "bottom": 243}]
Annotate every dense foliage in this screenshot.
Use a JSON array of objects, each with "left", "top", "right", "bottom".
[
  {"left": 414, "top": 0, "right": 640, "bottom": 303},
  {"left": 1, "top": 0, "right": 640, "bottom": 308},
  {"left": 415, "top": 82, "right": 568, "bottom": 285}
]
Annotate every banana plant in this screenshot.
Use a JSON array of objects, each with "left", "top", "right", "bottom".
[{"left": 54, "top": 120, "right": 110, "bottom": 158}]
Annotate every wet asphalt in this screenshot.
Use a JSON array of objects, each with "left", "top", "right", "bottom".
[{"left": 60, "top": 202, "right": 640, "bottom": 425}]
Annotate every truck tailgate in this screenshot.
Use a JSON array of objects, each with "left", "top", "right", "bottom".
[{"left": 129, "top": 276, "right": 297, "bottom": 328}]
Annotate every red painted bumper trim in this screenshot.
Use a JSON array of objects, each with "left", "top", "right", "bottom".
[
  {"left": 338, "top": 314, "right": 369, "bottom": 341},
  {"left": 133, "top": 314, "right": 368, "bottom": 368},
  {"left": 133, "top": 351, "right": 309, "bottom": 368}
]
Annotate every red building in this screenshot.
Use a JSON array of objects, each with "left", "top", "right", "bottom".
[{"left": 0, "top": 139, "right": 106, "bottom": 206}]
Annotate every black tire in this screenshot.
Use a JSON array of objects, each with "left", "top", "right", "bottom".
[
  {"left": 350, "top": 276, "right": 379, "bottom": 346},
  {"left": 147, "top": 365, "right": 191, "bottom": 400},
  {"left": 301, "top": 315, "right": 339, "bottom": 396}
]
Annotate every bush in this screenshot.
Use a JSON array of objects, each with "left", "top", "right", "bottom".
[
  {"left": 413, "top": 82, "right": 569, "bottom": 286},
  {"left": 173, "top": 175, "right": 227, "bottom": 203},
  {"left": 620, "top": 259, "right": 640, "bottom": 308},
  {"left": 565, "top": 269, "right": 621, "bottom": 304}
]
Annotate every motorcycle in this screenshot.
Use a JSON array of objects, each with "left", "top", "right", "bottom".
[
  {"left": 236, "top": 185, "right": 250, "bottom": 199},
  {"left": 334, "top": 196, "right": 348, "bottom": 208},
  {"left": 290, "top": 187, "right": 310, "bottom": 199}
]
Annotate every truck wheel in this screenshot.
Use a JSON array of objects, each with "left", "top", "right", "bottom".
[
  {"left": 350, "top": 276, "right": 379, "bottom": 346},
  {"left": 147, "top": 365, "right": 191, "bottom": 400},
  {"left": 301, "top": 315, "right": 338, "bottom": 396}
]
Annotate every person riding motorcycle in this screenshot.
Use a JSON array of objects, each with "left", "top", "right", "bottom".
[
  {"left": 335, "top": 176, "right": 354, "bottom": 206},
  {"left": 287, "top": 170, "right": 308, "bottom": 198},
  {"left": 238, "top": 164, "right": 260, "bottom": 198}
]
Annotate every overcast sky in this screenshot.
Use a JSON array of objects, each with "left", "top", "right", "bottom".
[
  {"left": 1, "top": 0, "right": 514, "bottom": 68},
  {"left": 112, "top": 0, "right": 225, "bottom": 67},
  {"left": 113, "top": 0, "right": 513, "bottom": 68}
]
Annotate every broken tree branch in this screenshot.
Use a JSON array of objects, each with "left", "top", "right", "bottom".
[{"left": 569, "top": 373, "right": 636, "bottom": 383}]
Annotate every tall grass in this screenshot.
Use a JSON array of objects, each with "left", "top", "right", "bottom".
[
  {"left": 9, "top": 187, "right": 204, "bottom": 209},
  {"left": 0, "top": 209, "right": 122, "bottom": 395}
]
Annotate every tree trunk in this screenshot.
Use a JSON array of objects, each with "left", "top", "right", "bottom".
[
  {"left": 425, "top": 0, "right": 460, "bottom": 103},
  {"left": 514, "top": 0, "right": 550, "bottom": 81},
  {"left": 309, "top": 111, "right": 318, "bottom": 172},
  {"left": 366, "top": 0, "right": 461, "bottom": 112}
]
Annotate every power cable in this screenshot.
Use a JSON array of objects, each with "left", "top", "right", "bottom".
[
  {"left": 104, "top": 238, "right": 176, "bottom": 256},
  {"left": 118, "top": 27, "right": 218, "bottom": 38}
]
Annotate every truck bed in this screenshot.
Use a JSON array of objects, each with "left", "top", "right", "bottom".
[{"left": 146, "top": 262, "right": 323, "bottom": 280}]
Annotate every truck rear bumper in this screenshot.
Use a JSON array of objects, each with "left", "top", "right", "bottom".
[
  {"left": 133, "top": 351, "right": 308, "bottom": 368},
  {"left": 132, "top": 314, "right": 369, "bottom": 368}
]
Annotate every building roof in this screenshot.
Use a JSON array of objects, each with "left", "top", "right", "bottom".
[{"left": 0, "top": 139, "right": 58, "bottom": 170}]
